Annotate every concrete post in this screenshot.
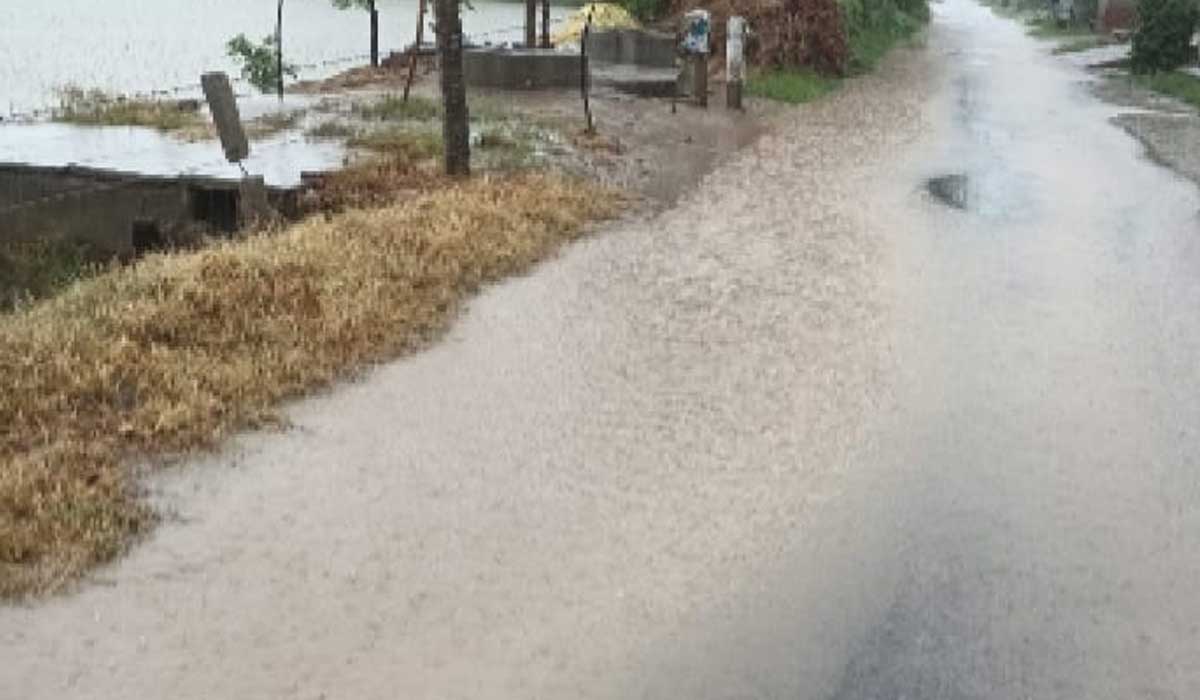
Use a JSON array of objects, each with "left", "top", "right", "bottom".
[
  {"left": 726, "top": 16, "right": 746, "bottom": 110},
  {"left": 201, "top": 72, "right": 249, "bottom": 164}
]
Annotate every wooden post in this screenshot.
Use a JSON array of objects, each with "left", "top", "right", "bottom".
[
  {"left": 403, "top": 0, "right": 427, "bottom": 102},
  {"left": 541, "top": 0, "right": 551, "bottom": 48},
  {"left": 276, "top": 0, "right": 285, "bottom": 101},
  {"left": 581, "top": 17, "right": 594, "bottom": 133},
  {"left": 693, "top": 54, "right": 707, "bottom": 108}
]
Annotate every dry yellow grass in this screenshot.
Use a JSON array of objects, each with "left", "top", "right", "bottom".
[{"left": 0, "top": 174, "right": 621, "bottom": 598}]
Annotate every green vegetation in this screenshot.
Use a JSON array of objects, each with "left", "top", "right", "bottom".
[
  {"left": 226, "top": 34, "right": 298, "bottom": 93},
  {"left": 747, "top": 0, "right": 929, "bottom": 104},
  {"left": 839, "top": 0, "right": 929, "bottom": 72},
  {"left": 747, "top": 69, "right": 840, "bottom": 103},
  {"left": 348, "top": 126, "right": 444, "bottom": 158},
  {"left": 1026, "top": 16, "right": 1094, "bottom": 37},
  {"left": 615, "top": 0, "right": 669, "bottom": 21},
  {"left": 1134, "top": 70, "right": 1200, "bottom": 109},
  {"left": 1131, "top": 0, "right": 1200, "bottom": 73},
  {"left": 353, "top": 94, "right": 443, "bottom": 121},
  {"left": 52, "top": 87, "right": 205, "bottom": 131},
  {"left": 307, "top": 120, "right": 358, "bottom": 139},
  {"left": 0, "top": 240, "right": 99, "bottom": 312}
]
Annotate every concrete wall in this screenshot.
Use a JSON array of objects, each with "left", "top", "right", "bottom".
[
  {"left": 464, "top": 48, "right": 583, "bottom": 89},
  {"left": 586, "top": 29, "right": 676, "bottom": 68},
  {"left": 1, "top": 163, "right": 293, "bottom": 255}
]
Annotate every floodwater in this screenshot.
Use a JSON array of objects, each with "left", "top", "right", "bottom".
[
  {"left": 0, "top": 95, "right": 346, "bottom": 187},
  {"left": 0, "top": 0, "right": 571, "bottom": 118},
  {"left": 4, "top": 0, "right": 1200, "bottom": 697}
]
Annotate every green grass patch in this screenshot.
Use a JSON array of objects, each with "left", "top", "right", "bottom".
[
  {"left": 846, "top": 11, "right": 926, "bottom": 73},
  {"left": 1026, "top": 16, "right": 1094, "bottom": 38},
  {"left": 1053, "top": 35, "right": 1114, "bottom": 53},
  {"left": 747, "top": 69, "right": 840, "bottom": 104},
  {"left": 0, "top": 240, "right": 100, "bottom": 311},
  {"left": 52, "top": 87, "right": 205, "bottom": 131},
  {"left": 1134, "top": 70, "right": 1200, "bottom": 110},
  {"left": 348, "top": 126, "right": 444, "bottom": 159},
  {"left": 353, "top": 94, "right": 442, "bottom": 122},
  {"left": 306, "top": 119, "right": 358, "bottom": 140}
]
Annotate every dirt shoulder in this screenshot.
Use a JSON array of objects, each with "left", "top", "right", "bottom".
[
  {"left": 1086, "top": 67, "right": 1200, "bottom": 187},
  {"left": 293, "top": 62, "right": 773, "bottom": 205}
]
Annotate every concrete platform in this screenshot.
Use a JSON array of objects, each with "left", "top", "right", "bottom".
[{"left": 591, "top": 63, "right": 679, "bottom": 98}]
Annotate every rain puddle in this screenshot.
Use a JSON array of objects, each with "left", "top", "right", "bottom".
[{"left": 926, "top": 173, "right": 970, "bottom": 210}]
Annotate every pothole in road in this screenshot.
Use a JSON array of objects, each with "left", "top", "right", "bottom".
[{"left": 926, "top": 173, "right": 970, "bottom": 210}]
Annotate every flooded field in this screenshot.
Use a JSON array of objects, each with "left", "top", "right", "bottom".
[{"left": 0, "top": 0, "right": 570, "bottom": 118}]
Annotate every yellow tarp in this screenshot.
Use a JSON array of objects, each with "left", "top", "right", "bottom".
[{"left": 552, "top": 3, "right": 641, "bottom": 46}]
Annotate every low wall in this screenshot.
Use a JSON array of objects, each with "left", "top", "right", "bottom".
[
  {"left": 0, "top": 163, "right": 296, "bottom": 255},
  {"left": 586, "top": 29, "right": 676, "bottom": 69},
  {"left": 464, "top": 48, "right": 583, "bottom": 90}
]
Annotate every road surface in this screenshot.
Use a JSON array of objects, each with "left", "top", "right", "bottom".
[{"left": 4, "top": 0, "right": 1200, "bottom": 697}]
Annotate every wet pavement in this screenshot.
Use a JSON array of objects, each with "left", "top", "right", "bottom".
[{"left": 4, "top": 0, "right": 1200, "bottom": 697}]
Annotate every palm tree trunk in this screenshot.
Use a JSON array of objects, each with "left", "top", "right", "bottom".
[{"left": 436, "top": 0, "right": 470, "bottom": 176}]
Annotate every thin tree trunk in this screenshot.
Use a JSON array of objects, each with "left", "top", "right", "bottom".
[
  {"left": 541, "top": 0, "right": 550, "bottom": 48},
  {"left": 369, "top": 0, "right": 380, "bottom": 67},
  {"left": 436, "top": 0, "right": 470, "bottom": 176},
  {"left": 403, "top": 0, "right": 426, "bottom": 102},
  {"left": 276, "top": 0, "right": 285, "bottom": 101}
]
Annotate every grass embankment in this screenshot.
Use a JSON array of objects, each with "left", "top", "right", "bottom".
[
  {"left": 0, "top": 171, "right": 620, "bottom": 598},
  {"left": 1134, "top": 70, "right": 1200, "bottom": 110}
]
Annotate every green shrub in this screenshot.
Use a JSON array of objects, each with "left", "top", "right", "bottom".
[
  {"left": 616, "top": 0, "right": 669, "bottom": 21},
  {"left": 227, "top": 34, "right": 299, "bottom": 93},
  {"left": 0, "top": 240, "right": 99, "bottom": 311},
  {"left": 1131, "top": 0, "right": 1200, "bottom": 74}
]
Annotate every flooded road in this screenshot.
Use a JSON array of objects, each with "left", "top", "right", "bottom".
[{"left": 4, "top": 0, "right": 1200, "bottom": 697}]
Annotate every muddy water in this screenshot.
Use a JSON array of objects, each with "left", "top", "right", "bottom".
[
  {"left": 5, "top": 0, "right": 1200, "bottom": 697},
  {"left": 0, "top": 0, "right": 570, "bottom": 117}
]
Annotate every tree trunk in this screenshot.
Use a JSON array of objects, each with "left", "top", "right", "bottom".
[
  {"left": 369, "top": 0, "right": 380, "bottom": 67},
  {"left": 541, "top": 0, "right": 550, "bottom": 48},
  {"left": 525, "top": 0, "right": 537, "bottom": 47},
  {"left": 436, "top": 0, "right": 470, "bottom": 176}
]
